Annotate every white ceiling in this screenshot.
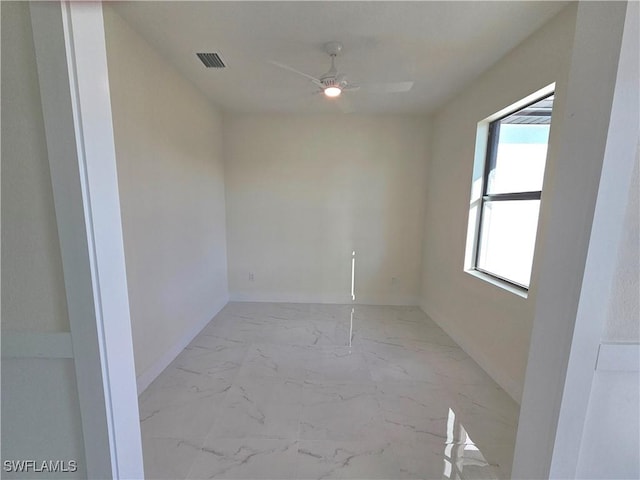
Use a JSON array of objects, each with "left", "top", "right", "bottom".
[{"left": 113, "top": 1, "right": 567, "bottom": 115}]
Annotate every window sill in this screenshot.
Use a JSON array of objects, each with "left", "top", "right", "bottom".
[{"left": 465, "top": 269, "right": 529, "bottom": 299}]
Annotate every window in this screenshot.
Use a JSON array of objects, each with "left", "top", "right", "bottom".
[{"left": 471, "top": 92, "right": 554, "bottom": 290}]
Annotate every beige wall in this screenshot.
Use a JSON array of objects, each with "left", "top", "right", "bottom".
[
  {"left": 104, "top": 8, "right": 229, "bottom": 379},
  {"left": 419, "top": 5, "right": 578, "bottom": 402},
  {"left": 224, "top": 114, "right": 430, "bottom": 305},
  {"left": 1, "top": 1, "right": 69, "bottom": 333}
]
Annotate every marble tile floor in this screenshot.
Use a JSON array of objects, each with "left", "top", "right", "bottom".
[{"left": 139, "top": 303, "right": 519, "bottom": 480}]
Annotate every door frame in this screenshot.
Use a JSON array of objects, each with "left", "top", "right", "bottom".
[{"left": 30, "top": 2, "right": 143, "bottom": 478}]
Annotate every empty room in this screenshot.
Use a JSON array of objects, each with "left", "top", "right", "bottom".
[{"left": 2, "top": 1, "right": 638, "bottom": 480}]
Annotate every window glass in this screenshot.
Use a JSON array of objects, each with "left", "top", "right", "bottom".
[
  {"left": 477, "top": 199, "right": 541, "bottom": 287},
  {"left": 487, "top": 95, "right": 553, "bottom": 195},
  {"left": 473, "top": 92, "right": 553, "bottom": 289}
]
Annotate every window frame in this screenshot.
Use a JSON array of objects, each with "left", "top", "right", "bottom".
[{"left": 472, "top": 91, "right": 554, "bottom": 291}]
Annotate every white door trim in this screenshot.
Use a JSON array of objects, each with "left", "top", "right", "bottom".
[{"left": 30, "top": 2, "right": 144, "bottom": 478}]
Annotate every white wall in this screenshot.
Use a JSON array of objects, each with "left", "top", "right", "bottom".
[
  {"left": 419, "top": 5, "right": 577, "bottom": 403},
  {"left": 513, "top": 2, "right": 637, "bottom": 475},
  {"left": 1, "top": 2, "right": 69, "bottom": 333},
  {"left": 604, "top": 156, "right": 639, "bottom": 343},
  {"left": 1, "top": 3, "right": 86, "bottom": 477},
  {"left": 576, "top": 369, "right": 639, "bottom": 478},
  {"left": 103, "top": 8, "right": 229, "bottom": 388},
  {"left": 576, "top": 115, "right": 639, "bottom": 479},
  {"left": 224, "top": 114, "right": 430, "bottom": 305},
  {"left": 1, "top": 359, "right": 86, "bottom": 479}
]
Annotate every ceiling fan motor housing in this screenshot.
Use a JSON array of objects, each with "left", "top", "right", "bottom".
[{"left": 321, "top": 77, "right": 347, "bottom": 89}]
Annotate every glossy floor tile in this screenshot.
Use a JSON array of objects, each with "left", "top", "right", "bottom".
[{"left": 139, "top": 303, "right": 519, "bottom": 479}]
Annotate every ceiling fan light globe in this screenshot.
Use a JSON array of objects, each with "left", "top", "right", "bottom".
[{"left": 324, "top": 86, "right": 341, "bottom": 97}]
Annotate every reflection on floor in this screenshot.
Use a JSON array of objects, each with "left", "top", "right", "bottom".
[{"left": 139, "top": 303, "right": 519, "bottom": 479}]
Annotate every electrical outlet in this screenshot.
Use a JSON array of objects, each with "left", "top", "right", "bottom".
[{"left": 248, "top": 272, "right": 255, "bottom": 281}]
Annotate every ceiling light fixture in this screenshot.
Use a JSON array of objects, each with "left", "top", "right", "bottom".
[{"left": 324, "top": 86, "right": 341, "bottom": 97}]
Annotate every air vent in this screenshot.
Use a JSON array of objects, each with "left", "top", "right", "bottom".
[{"left": 196, "top": 53, "right": 226, "bottom": 68}]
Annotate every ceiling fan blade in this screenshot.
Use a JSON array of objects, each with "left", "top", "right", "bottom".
[
  {"left": 269, "top": 61, "right": 324, "bottom": 88},
  {"left": 358, "top": 81, "right": 414, "bottom": 93}
]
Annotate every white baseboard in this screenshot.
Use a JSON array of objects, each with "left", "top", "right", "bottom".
[
  {"left": 229, "top": 291, "right": 419, "bottom": 306},
  {"left": 355, "top": 295, "right": 420, "bottom": 306},
  {"left": 136, "top": 295, "right": 229, "bottom": 395},
  {"left": 419, "top": 302, "right": 523, "bottom": 404},
  {"left": 229, "top": 292, "right": 350, "bottom": 304}
]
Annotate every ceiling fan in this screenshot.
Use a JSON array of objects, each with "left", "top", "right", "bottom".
[{"left": 270, "top": 41, "right": 413, "bottom": 99}]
